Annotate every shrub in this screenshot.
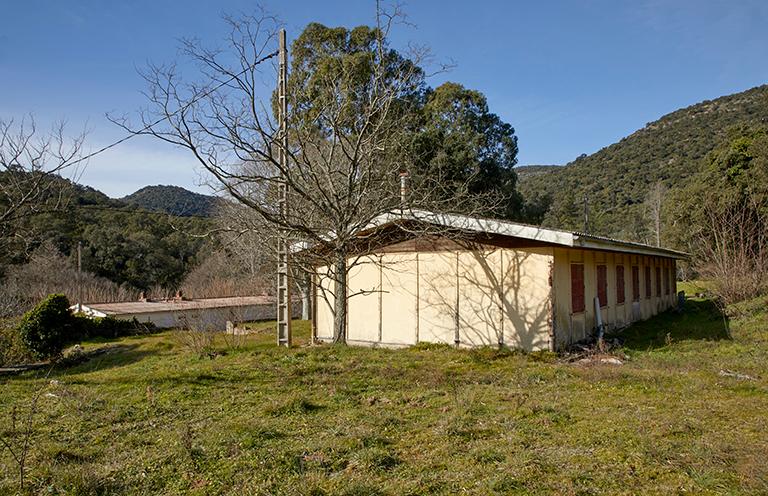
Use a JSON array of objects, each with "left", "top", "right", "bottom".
[
  {"left": 74, "top": 315, "right": 154, "bottom": 339},
  {"left": 94, "top": 316, "right": 131, "bottom": 338},
  {"left": 16, "top": 294, "right": 157, "bottom": 361},
  {"left": 0, "top": 320, "right": 35, "bottom": 366},
  {"left": 17, "top": 294, "right": 78, "bottom": 360}
]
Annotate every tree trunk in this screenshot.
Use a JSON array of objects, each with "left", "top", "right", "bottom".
[{"left": 333, "top": 251, "right": 347, "bottom": 344}]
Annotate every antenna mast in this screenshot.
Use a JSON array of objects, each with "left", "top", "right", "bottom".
[
  {"left": 276, "top": 28, "right": 292, "bottom": 347},
  {"left": 77, "top": 241, "right": 82, "bottom": 312}
]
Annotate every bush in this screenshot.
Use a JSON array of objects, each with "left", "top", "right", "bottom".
[
  {"left": 17, "top": 294, "right": 78, "bottom": 360},
  {"left": 16, "top": 294, "right": 157, "bottom": 361},
  {"left": 0, "top": 321, "right": 35, "bottom": 366}
]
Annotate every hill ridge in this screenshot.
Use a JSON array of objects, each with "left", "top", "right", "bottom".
[
  {"left": 518, "top": 84, "right": 768, "bottom": 243},
  {"left": 121, "top": 184, "right": 221, "bottom": 217}
]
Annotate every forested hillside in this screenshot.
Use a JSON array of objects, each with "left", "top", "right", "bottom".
[
  {"left": 514, "top": 164, "right": 560, "bottom": 179},
  {"left": 3, "top": 179, "right": 214, "bottom": 294},
  {"left": 121, "top": 185, "right": 221, "bottom": 217},
  {"left": 518, "top": 84, "right": 768, "bottom": 242}
]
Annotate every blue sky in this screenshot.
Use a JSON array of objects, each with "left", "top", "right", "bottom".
[{"left": 1, "top": 0, "right": 767, "bottom": 197}]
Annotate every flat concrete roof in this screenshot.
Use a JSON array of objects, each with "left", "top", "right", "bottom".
[{"left": 79, "top": 296, "right": 276, "bottom": 316}]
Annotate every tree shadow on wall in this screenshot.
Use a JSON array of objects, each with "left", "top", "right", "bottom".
[{"left": 420, "top": 248, "right": 551, "bottom": 351}]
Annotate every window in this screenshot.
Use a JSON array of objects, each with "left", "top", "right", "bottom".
[
  {"left": 596, "top": 265, "right": 607, "bottom": 307},
  {"left": 644, "top": 266, "right": 651, "bottom": 299},
  {"left": 571, "top": 264, "right": 585, "bottom": 313},
  {"left": 664, "top": 267, "right": 670, "bottom": 295},
  {"left": 655, "top": 267, "right": 661, "bottom": 297},
  {"left": 632, "top": 266, "right": 640, "bottom": 302},
  {"left": 616, "top": 265, "right": 625, "bottom": 304}
]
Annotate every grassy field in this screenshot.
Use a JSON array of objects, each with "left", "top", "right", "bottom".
[{"left": 1, "top": 287, "right": 767, "bottom": 495}]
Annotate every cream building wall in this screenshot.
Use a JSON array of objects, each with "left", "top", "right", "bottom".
[
  {"left": 314, "top": 246, "right": 554, "bottom": 351},
  {"left": 315, "top": 242, "right": 679, "bottom": 351}
]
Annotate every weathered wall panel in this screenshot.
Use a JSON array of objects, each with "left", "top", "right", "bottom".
[
  {"left": 313, "top": 241, "right": 680, "bottom": 351},
  {"left": 552, "top": 250, "right": 678, "bottom": 349},
  {"left": 501, "top": 248, "right": 553, "bottom": 351},
  {"left": 347, "top": 256, "right": 382, "bottom": 344},
  {"left": 315, "top": 265, "right": 335, "bottom": 340},
  {"left": 457, "top": 250, "right": 503, "bottom": 347},
  {"left": 380, "top": 253, "right": 419, "bottom": 345},
  {"left": 418, "top": 251, "right": 459, "bottom": 344}
]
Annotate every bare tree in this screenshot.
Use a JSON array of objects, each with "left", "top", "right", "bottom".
[
  {"left": 215, "top": 200, "right": 316, "bottom": 319},
  {"left": 696, "top": 197, "right": 768, "bottom": 307},
  {"left": 0, "top": 241, "right": 135, "bottom": 317},
  {"left": 0, "top": 117, "right": 86, "bottom": 264},
  {"left": 115, "top": 8, "right": 494, "bottom": 343},
  {"left": 645, "top": 181, "right": 666, "bottom": 247}
]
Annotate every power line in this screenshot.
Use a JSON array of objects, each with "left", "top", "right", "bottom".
[{"left": 69, "top": 50, "right": 279, "bottom": 168}]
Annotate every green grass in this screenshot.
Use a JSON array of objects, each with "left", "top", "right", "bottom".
[{"left": 1, "top": 291, "right": 768, "bottom": 495}]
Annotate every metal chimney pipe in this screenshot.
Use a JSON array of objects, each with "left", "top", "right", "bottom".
[{"left": 399, "top": 170, "right": 410, "bottom": 206}]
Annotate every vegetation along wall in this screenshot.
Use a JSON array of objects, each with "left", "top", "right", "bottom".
[{"left": 552, "top": 249, "right": 678, "bottom": 347}]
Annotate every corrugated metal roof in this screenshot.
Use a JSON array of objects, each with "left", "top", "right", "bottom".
[
  {"left": 365, "top": 209, "right": 689, "bottom": 259},
  {"left": 79, "top": 296, "right": 276, "bottom": 316},
  {"left": 572, "top": 232, "right": 688, "bottom": 258}
]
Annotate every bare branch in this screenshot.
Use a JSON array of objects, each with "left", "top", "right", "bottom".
[{"left": 0, "top": 117, "right": 87, "bottom": 264}]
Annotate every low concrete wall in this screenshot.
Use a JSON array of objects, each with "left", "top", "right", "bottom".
[{"left": 113, "top": 302, "right": 302, "bottom": 330}]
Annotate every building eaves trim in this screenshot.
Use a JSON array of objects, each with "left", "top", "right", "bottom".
[{"left": 372, "top": 210, "right": 688, "bottom": 259}]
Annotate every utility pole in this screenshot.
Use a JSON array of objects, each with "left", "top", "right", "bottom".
[
  {"left": 77, "top": 241, "right": 82, "bottom": 312},
  {"left": 276, "top": 28, "right": 292, "bottom": 347},
  {"left": 583, "top": 195, "right": 589, "bottom": 234}
]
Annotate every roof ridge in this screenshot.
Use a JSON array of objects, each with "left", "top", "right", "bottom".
[{"left": 371, "top": 209, "right": 688, "bottom": 259}]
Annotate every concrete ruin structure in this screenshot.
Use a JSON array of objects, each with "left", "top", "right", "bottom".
[{"left": 74, "top": 295, "right": 299, "bottom": 330}]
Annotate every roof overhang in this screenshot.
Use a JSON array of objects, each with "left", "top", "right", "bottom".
[
  {"left": 355, "top": 209, "right": 689, "bottom": 259},
  {"left": 573, "top": 233, "right": 688, "bottom": 259}
]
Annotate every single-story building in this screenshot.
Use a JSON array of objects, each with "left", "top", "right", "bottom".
[
  {"left": 312, "top": 210, "right": 687, "bottom": 351},
  {"left": 74, "top": 295, "right": 298, "bottom": 330}
]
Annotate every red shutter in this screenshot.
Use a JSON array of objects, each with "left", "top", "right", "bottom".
[
  {"left": 632, "top": 266, "right": 640, "bottom": 302},
  {"left": 616, "top": 266, "right": 625, "bottom": 304},
  {"left": 655, "top": 267, "right": 662, "bottom": 297},
  {"left": 670, "top": 265, "right": 676, "bottom": 294},
  {"left": 597, "top": 265, "right": 607, "bottom": 307},
  {"left": 571, "top": 264, "right": 585, "bottom": 313},
  {"left": 644, "top": 266, "right": 651, "bottom": 299}
]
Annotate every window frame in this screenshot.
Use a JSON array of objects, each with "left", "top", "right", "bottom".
[
  {"left": 616, "top": 265, "right": 625, "bottom": 305},
  {"left": 596, "top": 264, "right": 608, "bottom": 308},
  {"left": 632, "top": 266, "right": 640, "bottom": 302},
  {"left": 644, "top": 266, "right": 651, "bottom": 300},
  {"left": 570, "top": 263, "right": 585, "bottom": 314}
]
